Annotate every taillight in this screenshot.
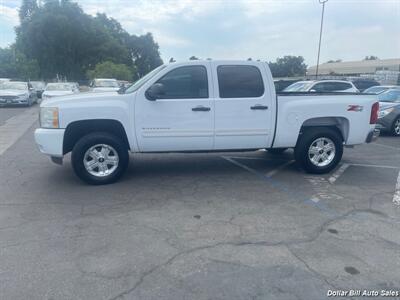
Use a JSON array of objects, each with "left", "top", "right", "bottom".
[{"left": 370, "top": 102, "right": 379, "bottom": 124}]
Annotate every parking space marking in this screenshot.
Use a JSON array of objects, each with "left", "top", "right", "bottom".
[
  {"left": 222, "top": 156, "right": 339, "bottom": 216},
  {"left": 394, "top": 171, "right": 400, "bottom": 206},
  {"left": 328, "top": 163, "right": 350, "bottom": 184},
  {"left": 0, "top": 107, "right": 38, "bottom": 156},
  {"left": 370, "top": 142, "right": 400, "bottom": 151},
  {"left": 266, "top": 160, "right": 295, "bottom": 178},
  {"left": 348, "top": 163, "right": 400, "bottom": 170}
]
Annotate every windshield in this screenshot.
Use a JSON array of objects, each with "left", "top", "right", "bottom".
[
  {"left": 0, "top": 82, "right": 28, "bottom": 90},
  {"left": 378, "top": 90, "right": 400, "bottom": 103},
  {"left": 125, "top": 65, "right": 167, "bottom": 94},
  {"left": 45, "top": 83, "right": 73, "bottom": 91},
  {"left": 94, "top": 80, "right": 119, "bottom": 88},
  {"left": 283, "top": 82, "right": 314, "bottom": 92}
]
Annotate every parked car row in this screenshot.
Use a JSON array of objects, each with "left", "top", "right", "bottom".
[{"left": 281, "top": 78, "right": 399, "bottom": 95}]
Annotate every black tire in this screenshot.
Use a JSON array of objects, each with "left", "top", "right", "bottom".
[
  {"left": 267, "top": 148, "right": 288, "bottom": 154},
  {"left": 391, "top": 117, "right": 400, "bottom": 136},
  {"left": 71, "top": 132, "right": 129, "bottom": 185},
  {"left": 294, "top": 127, "right": 343, "bottom": 174}
]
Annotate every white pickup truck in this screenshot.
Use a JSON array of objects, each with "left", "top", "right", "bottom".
[{"left": 35, "top": 61, "right": 379, "bottom": 185}]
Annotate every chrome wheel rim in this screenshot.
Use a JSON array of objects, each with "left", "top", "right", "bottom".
[
  {"left": 395, "top": 119, "right": 400, "bottom": 135},
  {"left": 83, "top": 144, "right": 119, "bottom": 177},
  {"left": 308, "top": 137, "right": 336, "bottom": 167}
]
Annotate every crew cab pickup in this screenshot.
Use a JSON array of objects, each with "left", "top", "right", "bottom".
[{"left": 35, "top": 61, "right": 379, "bottom": 185}]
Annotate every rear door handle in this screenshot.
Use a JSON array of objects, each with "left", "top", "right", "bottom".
[
  {"left": 250, "top": 104, "right": 268, "bottom": 110},
  {"left": 192, "top": 106, "right": 211, "bottom": 112}
]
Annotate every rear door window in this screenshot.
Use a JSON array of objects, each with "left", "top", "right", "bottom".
[{"left": 217, "top": 65, "right": 264, "bottom": 98}]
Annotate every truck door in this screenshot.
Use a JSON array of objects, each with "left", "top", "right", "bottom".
[
  {"left": 211, "top": 62, "right": 273, "bottom": 150},
  {"left": 134, "top": 63, "right": 215, "bottom": 152}
]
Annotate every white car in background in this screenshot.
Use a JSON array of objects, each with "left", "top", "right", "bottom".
[
  {"left": 284, "top": 80, "right": 359, "bottom": 93},
  {"left": 90, "top": 78, "right": 120, "bottom": 92},
  {"left": 42, "top": 83, "right": 80, "bottom": 101}
]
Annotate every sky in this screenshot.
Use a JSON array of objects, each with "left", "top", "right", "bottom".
[{"left": 0, "top": 0, "right": 399, "bottom": 66}]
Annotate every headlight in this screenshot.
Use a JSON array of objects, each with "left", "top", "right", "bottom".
[
  {"left": 17, "top": 93, "right": 29, "bottom": 100},
  {"left": 40, "top": 107, "right": 59, "bottom": 128},
  {"left": 378, "top": 108, "right": 394, "bottom": 119}
]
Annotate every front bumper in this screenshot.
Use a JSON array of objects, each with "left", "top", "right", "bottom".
[
  {"left": 34, "top": 128, "right": 65, "bottom": 158},
  {"left": 0, "top": 98, "right": 29, "bottom": 105},
  {"left": 365, "top": 128, "right": 380, "bottom": 143}
]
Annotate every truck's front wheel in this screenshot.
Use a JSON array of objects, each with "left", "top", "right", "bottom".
[
  {"left": 71, "top": 132, "right": 129, "bottom": 185},
  {"left": 295, "top": 127, "right": 343, "bottom": 174}
]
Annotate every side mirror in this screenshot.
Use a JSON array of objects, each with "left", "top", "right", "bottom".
[
  {"left": 117, "top": 85, "right": 127, "bottom": 94},
  {"left": 145, "top": 83, "right": 165, "bottom": 101}
]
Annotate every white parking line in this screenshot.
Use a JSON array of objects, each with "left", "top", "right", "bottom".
[
  {"left": 266, "top": 160, "right": 295, "bottom": 178},
  {"left": 0, "top": 107, "right": 38, "bottom": 156},
  {"left": 394, "top": 171, "right": 400, "bottom": 206},
  {"left": 328, "top": 163, "right": 350, "bottom": 184},
  {"left": 348, "top": 163, "right": 400, "bottom": 169},
  {"left": 370, "top": 142, "right": 400, "bottom": 151}
]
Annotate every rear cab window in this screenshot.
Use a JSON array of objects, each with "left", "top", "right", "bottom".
[{"left": 217, "top": 65, "right": 264, "bottom": 98}]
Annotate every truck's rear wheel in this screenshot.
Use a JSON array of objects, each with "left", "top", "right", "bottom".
[
  {"left": 295, "top": 127, "right": 343, "bottom": 174},
  {"left": 71, "top": 132, "right": 129, "bottom": 185}
]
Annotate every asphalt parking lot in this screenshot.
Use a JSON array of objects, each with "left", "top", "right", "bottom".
[{"left": 0, "top": 105, "right": 399, "bottom": 300}]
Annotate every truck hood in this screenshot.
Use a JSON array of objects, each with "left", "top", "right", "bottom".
[
  {"left": 40, "top": 91, "right": 127, "bottom": 107},
  {"left": 0, "top": 90, "right": 28, "bottom": 97},
  {"left": 379, "top": 101, "right": 400, "bottom": 110}
]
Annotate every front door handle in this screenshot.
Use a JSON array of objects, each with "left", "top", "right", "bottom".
[
  {"left": 250, "top": 104, "right": 268, "bottom": 110},
  {"left": 192, "top": 106, "right": 211, "bottom": 112}
]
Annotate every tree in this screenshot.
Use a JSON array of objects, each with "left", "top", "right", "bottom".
[
  {"left": 15, "top": 1, "right": 162, "bottom": 80},
  {"left": 268, "top": 56, "right": 307, "bottom": 78},
  {"left": 0, "top": 46, "right": 40, "bottom": 80},
  {"left": 364, "top": 56, "right": 379, "bottom": 61},
  {"left": 128, "top": 33, "right": 163, "bottom": 78},
  {"left": 87, "top": 61, "right": 135, "bottom": 81},
  {"left": 19, "top": 0, "right": 38, "bottom": 23}
]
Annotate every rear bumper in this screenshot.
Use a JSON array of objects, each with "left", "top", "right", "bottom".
[
  {"left": 365, "top": 128, "right": 380, "bottom": 143},
  {"left": 34, "top": 128, "right": 65, "bottom": 157}
]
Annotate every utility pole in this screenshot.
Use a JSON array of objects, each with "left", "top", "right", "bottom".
[{"left": 315, "top": 0, "right": 328, "bottom": 79}]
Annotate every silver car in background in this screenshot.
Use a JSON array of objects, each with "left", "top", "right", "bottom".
[
  {"left": 0, "top": 81, "right": 37, "bottom": 106},
  {"left": 377, "top": 89, "right": 400, "bottom": 136},
  {"left": 284, "top": 80, "right": 359, "bottom": 93},
  {"left": 363, "top": 85, "right": 400, "bottom": 94}
]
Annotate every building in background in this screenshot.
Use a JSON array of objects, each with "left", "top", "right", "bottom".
[{"left": 307, "top": 58, "right": 400, "bottom": 85}]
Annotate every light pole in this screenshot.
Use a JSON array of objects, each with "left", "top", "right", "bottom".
[{"left": 315, "top": 0, "right": 328, "bottom": 79}]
